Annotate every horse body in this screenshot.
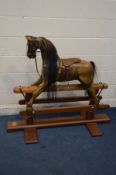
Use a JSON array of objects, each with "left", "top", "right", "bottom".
[
  {"left": 25, "top": 35, "right": 99, "bottom": 112},
  {"left": 56, "top": 58, "right": 93, "bottom": 85}
]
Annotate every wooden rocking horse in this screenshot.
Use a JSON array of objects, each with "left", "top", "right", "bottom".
[
  {"left": 25, "top": 36, "right": 100, "bottom": 112},
  {"left": 7, "top": 36, "right": 110, "bottom": 143}
]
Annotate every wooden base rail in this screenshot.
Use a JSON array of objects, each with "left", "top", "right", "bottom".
[
  {"left": 7, "top": 83, "right": 110, "bottom": 144},
  {"left": 13, "top": 83, "right": 108, "bottom": 94}
]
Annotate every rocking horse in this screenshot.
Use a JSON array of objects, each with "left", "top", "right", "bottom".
[
  {"left": 7, "top": 36, "right": 110, "bottom": 143},
  {"left": 25, "top": 35, "right": 99, "bottom": 113}
]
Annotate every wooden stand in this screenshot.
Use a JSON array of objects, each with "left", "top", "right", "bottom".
[{"left": 7, "top": 83, "right": 110, "bottom": 144}]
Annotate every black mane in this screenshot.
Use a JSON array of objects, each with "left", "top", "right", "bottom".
[{"left": 39, "top": 37, "right": 59, "bottom": 86}]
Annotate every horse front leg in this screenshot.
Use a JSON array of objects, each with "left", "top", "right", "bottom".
[
  {"left": 27, "top": 82, "right": 47, "bottom": 114},
  {"left": 31, "top": 75, "right": 42, "bottom": 86}
]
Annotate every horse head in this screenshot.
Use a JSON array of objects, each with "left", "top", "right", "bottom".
[{"left": 25, "top": 35, "right": 40, "bottom": 59}]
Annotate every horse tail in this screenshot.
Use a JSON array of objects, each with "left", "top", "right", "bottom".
[
  {"left": 89, "top": 61, "right": 97, "bottom": 87},
  {"left": 90, "top": 61, "right": 96, "bottom": 78}
]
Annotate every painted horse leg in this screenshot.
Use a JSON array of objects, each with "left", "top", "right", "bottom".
[
  {"left": 31, "top": 75, "right": 42, "bottom": 86},
  {"left": 27, "top": 81, "right": 47, "bottom": 113},
  {"left": 87, "top": 87, "right": 100, "bottom": 106}
]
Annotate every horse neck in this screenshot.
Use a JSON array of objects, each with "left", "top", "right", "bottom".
[
  {"left": 36, "top": 37, "right": 60, "bottom": 67},
  {"left": 40, "top": 50, "right": 60, "bottom": 64}
]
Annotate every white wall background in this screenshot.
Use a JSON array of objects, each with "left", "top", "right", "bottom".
[{"left": 0, "top": 0, "right": 116, "bottom": 115}]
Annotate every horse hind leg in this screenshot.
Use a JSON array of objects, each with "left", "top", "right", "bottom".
[
  {"left": 87, "top": 87, "right": 100, "bottom": 106},
  {"left": 79, "top": 78, "right": 99, "bottom": 105},
  {"left": 78, "top": 70, "right": 99, "bottom": 106}
]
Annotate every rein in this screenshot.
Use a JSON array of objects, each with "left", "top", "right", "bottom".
[
  {"left": 34, "top": 55, "right": 39, "bottom": 74},
  {"left": 34, "top": 50, "right": 41, "bottom": 76}
]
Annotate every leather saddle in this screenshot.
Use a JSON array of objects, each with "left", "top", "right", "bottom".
[
  {"left": 62, "top": 58, "right": 81, "bottom": 67},
  {"left": 61, "top": 58, "right": 81, "bottom": 80}
]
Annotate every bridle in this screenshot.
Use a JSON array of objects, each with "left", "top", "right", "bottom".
[
  {"left": 27, "top": 42, "right": 41, "bottom": 75},
  {"left": 34, "top": 50, "right": 41, "bottom": 76}
]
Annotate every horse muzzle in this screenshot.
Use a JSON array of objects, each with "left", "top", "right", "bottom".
[{"left": 27, "top": 53, "right": 36, "bottom": 59}]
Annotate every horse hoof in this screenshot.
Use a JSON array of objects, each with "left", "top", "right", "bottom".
[{"left": 26, "top": 106, "right": 33, "bottom": 115}]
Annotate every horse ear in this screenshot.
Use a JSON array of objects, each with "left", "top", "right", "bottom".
[
  {"left": 25, "top": 35, "right": 37, "bottom": 41},
  {"left": 25, "top": 35, "right": 33, "bottom": 40}
]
